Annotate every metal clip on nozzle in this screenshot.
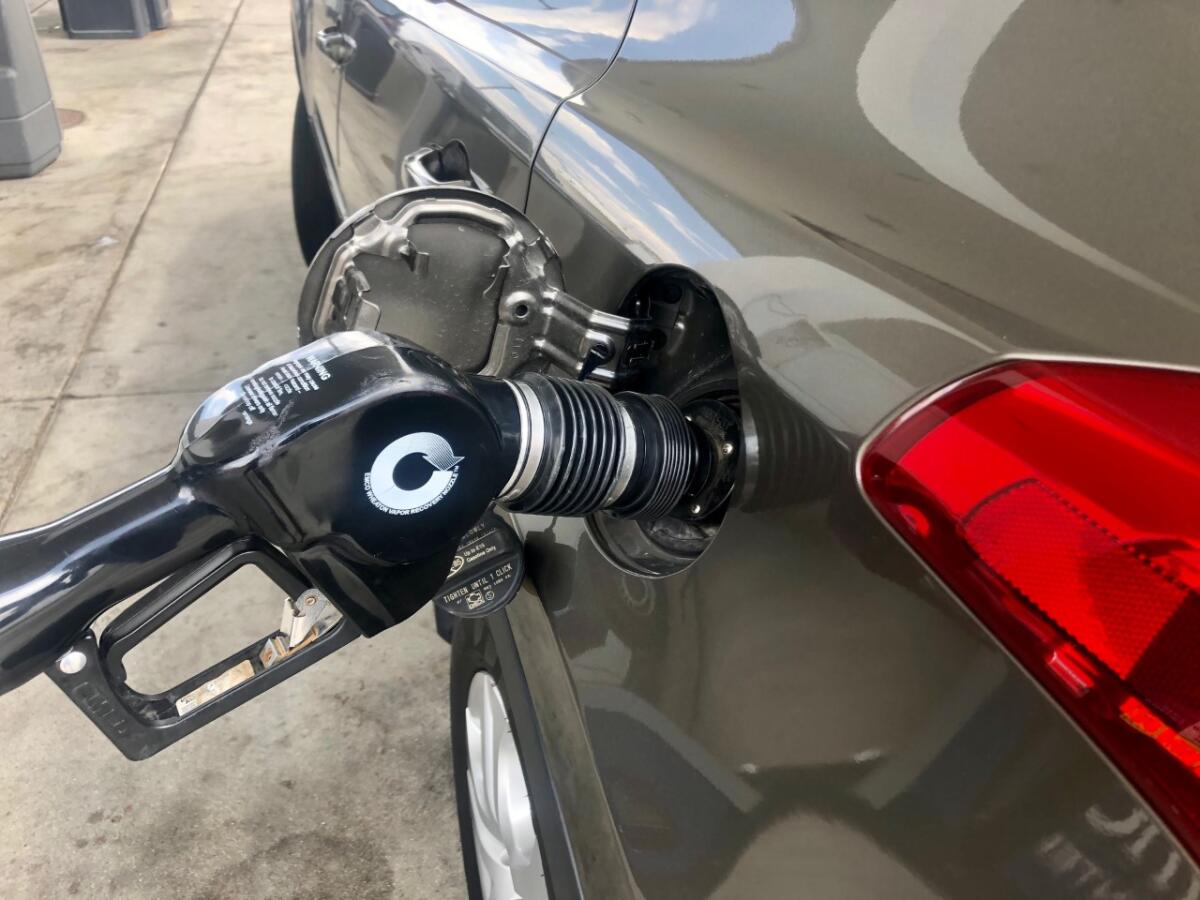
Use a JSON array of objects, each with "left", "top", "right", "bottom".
[{"left": 0, "top": 332, "right": 707, "bottom": 758}]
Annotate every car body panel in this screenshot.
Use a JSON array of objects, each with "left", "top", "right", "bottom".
[
  {"left": 293, "top": 0, "right": 345, "bottom": 177},
  {"left": 331, "top": 0, "right": 635, "bottom": 212},
  {"left": 510, "top": 0, "right": 1200, "bottom": 898},
  {"left": 290, "top": 0, "right": 1200, "bottom": 895}
]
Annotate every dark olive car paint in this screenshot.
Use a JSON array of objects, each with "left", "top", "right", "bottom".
[
  {"left": 293, "top": 1, "right": 1200, "bottom": 897},
  {"left": 296, "top": 0, "right": 636, "bottom": 212}
]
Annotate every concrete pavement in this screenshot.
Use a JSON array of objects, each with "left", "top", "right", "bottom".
[{"left": 0, "top": 1, "right": 464, "bottom": 896}]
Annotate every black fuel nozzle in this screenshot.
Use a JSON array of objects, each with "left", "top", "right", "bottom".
[{"left": 0, "top": 333, "right": 706, "bottom": 756}]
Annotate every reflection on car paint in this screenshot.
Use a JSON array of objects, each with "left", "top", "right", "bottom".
[
  {"left": 619, "top": 0, "right": 798, "bottom": 63},
  {"left": 519, "top": 0, "right": 1200, "bottom": 896},
  {"left": 335, "top": 0, "right": 638, "bottom": 211},
  {"left": 1035, "top": 802, "right": 1200, "bottom": 899},
  {"left": 856, "top": 0, "right": 1193, "bottom": 312},
  {"left": 535, "top": 106, "right": 737, "bottom": 265}
]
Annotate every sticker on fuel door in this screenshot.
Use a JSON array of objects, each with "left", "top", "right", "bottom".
[{"left": 434, "top": 513, "right": 524, "bottom": 618}]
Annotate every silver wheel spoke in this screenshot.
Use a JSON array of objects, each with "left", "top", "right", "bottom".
[{"left": 466, "top": 671, "right": 548, "bottom": 900}]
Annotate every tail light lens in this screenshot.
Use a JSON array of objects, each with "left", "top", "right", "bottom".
[{"left": 861, "top": 360, "right": 1200, "bottom": 857}]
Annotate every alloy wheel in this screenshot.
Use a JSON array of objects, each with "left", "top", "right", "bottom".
[{"left": 464, "top": 670, "right": 548, "bottom": 900}]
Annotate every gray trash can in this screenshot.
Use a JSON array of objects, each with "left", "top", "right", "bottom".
[
  {"left": 59, "top": 0, "right": 171, "bottom": 39},
  {"left": 145, "top": 0, "right": 171, "bottom": 30},
  {"left": 0, "top": 0, "right": 62, "bottom": 179}
]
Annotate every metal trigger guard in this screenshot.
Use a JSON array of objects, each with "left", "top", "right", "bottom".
[{"left": 47, "top": 539, "right": 358, "bottom": 760}]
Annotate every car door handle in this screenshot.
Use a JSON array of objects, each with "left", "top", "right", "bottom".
[
  {"left": 401, "top": 141, "right": 487, "bottom": 192},
  {"left": 316, "top": 27, "right": 356, "bottom": 65}
]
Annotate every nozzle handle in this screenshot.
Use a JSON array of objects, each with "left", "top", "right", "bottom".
[{"left": 0, "top": 469, "right": 238, "bottom": 695}]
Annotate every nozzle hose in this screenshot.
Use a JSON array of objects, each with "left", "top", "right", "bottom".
[{"left": 498, "top": 374, "right": 703, "bottom": 520}]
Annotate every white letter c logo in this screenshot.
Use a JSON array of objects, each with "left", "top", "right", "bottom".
[{"left": 365, "top": 432, "right": 464, "bottom": 515}]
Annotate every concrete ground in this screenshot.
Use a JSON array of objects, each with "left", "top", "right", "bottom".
[{"left": 0, "top": 1, "right": 465, "bottom": 896}]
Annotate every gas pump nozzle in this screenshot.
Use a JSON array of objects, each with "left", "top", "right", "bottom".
[{"left": 0, "top": 331, "right": 706, "bottom": 757}]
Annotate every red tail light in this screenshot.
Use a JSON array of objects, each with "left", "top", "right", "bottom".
[{"left": 861, "top": 360, "right": 1200, "bottom": 857}]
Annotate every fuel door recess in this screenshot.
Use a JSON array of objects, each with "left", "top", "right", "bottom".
[{"left": 586, "top": 271, "right": 741, "bottom": 575}]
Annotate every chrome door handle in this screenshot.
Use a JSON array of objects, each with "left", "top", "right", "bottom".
[
  {"left": 401, "top": 141, "right": 487, "bottom": 191},
  {"left": 316, "top": 27, "right": 356, "bottom": 65}
]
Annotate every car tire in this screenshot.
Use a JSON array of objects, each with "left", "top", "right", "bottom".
[
  {"left": 290, "top": 94, "right": 340, "bottom": 265},
  {"left": 451, "top": 616, "right": 577, "bottom": 900}
]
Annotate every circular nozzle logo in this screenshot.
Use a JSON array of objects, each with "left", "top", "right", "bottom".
[{"left": 364, "top": 432, "right": 463, "bottom": 515}]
